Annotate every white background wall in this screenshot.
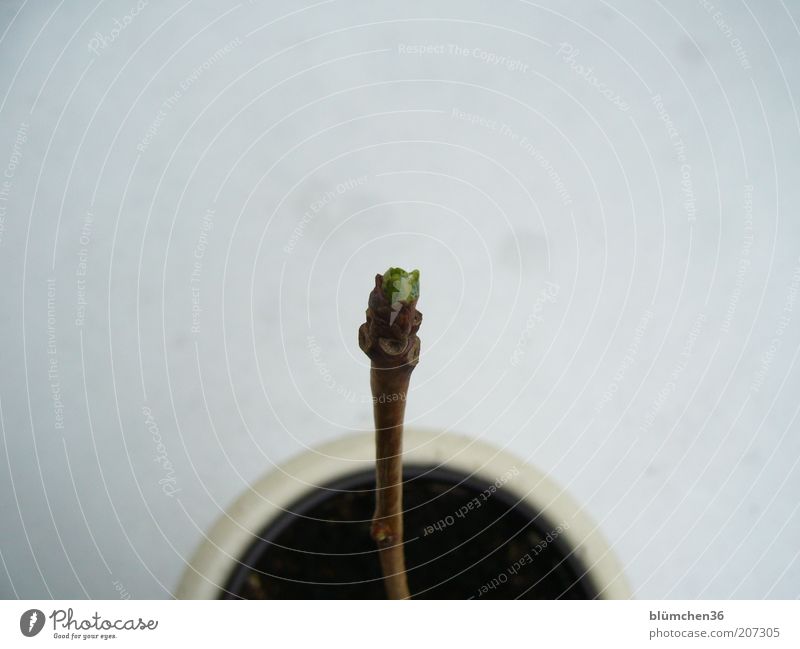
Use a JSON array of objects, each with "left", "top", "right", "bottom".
[{"left": 0, "top": 0, "right": 799, "bottom": 599}]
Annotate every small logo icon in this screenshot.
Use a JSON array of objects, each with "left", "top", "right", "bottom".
[{"left": 20, "top": 609, "right": 45, "bottom": 637}]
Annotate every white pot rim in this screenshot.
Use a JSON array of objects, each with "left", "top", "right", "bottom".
[{"left": 176, "top": 429, "right": 631, "bottom": 599}]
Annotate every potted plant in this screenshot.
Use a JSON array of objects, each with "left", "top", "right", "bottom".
[
  {"left": 356, "top": 267, "right": 422, "bottom": 598},
  {"left": 176, "top": 269, "right": 630, "bottom": 599}
]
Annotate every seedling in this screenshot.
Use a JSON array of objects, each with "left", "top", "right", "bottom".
[{"left": 358, "top": 267, "right": 422, "bottom": 599}]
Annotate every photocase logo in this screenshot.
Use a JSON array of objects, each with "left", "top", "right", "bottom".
[{"left": 20, "top": 609, "right": 45, "bottom": 637}]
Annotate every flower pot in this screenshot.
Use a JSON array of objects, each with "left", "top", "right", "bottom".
[{"left": 176, "top": 429, "right": 630, "bottom": 599}]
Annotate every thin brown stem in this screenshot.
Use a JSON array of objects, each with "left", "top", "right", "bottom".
[
  {"left": 369, "top": 366, "right": 411, "bottom": 599},
  {"left": 359, "top": 271, "right": 421, "bottom": 600}
]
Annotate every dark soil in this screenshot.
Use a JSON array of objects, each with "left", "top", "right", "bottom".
[{"left": 222, "top": 465, "right": 597, "bottom": 599}]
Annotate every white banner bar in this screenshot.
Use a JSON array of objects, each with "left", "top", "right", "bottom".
[{"left": 1, "top": 600, "right": 796, "bottom": 648}]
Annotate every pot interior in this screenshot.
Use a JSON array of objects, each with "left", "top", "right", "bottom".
[{"left": 221, "top": 465, "right": 598, "bottom": 599}]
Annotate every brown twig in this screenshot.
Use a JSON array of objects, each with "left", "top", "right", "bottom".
[{"left": 358, "top": 270, "right": 421, "bottom": 600}]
